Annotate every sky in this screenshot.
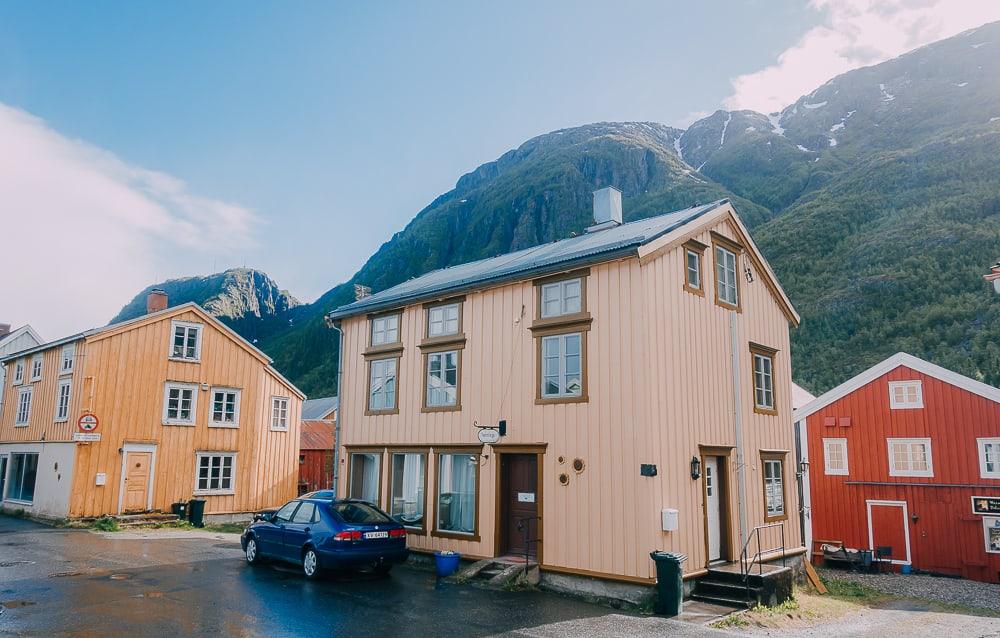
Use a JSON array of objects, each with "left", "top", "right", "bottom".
[{"left": 2, "top": 0, "right": 999, "bottom": 338}]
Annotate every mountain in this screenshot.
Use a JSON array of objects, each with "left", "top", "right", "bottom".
[
  {"left": 110, "top": 268, "right": 300, "bottom": 344},
  {"left": 122, "top": 22, "right": 1000, "bottom": 398}
]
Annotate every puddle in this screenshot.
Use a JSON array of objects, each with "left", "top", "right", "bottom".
[
  {"left": 1, "top": 600, "right": 36, "bottom": 608},
  {"left": 49, "top": 571, "right": 83, "bottom": 578},
  {"left": 109, "top": 573, "right": 130, "bottom": 580},
  {"left": 0, "top": 561, "right": 32, "bottom": 567},
  {"left": 131, "top": 592, "right": 164, "bottom": 598}
]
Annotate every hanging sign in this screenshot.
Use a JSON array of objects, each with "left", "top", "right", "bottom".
[
  {"left": 972, "top": 496, "right": 1000, "bottom": 515},
  {"left": 78, "top": 413, "right": 99, "bottom": 433},
  {"left": 477, "top": 428, "right": 501, "bottom": 444}
]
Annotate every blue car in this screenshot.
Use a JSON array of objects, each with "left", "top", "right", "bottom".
[{"left": 241, "top": 496, "right": 409, "bottom": 579}]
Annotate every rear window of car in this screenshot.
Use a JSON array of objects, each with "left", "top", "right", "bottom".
[{"left": 332, "top": 502, "right": 393, "bottom": 525}]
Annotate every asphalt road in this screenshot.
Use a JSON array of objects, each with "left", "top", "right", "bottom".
[{"left": 0, "top": 515, "right": 714, "bottom": 638}]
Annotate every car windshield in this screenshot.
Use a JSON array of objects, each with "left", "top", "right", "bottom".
[{"left": 333, "top": 502, "right": 393, "bottom": 525}]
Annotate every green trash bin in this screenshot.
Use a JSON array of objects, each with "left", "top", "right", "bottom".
[
  {"left": 187, "top": 498, "right": 207, "bottom": 528},
  {"left": 650, "top": 551, "right": 686, "bottom": 616}
]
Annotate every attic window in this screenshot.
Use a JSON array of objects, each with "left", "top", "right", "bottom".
[
  {"left": 888, "top": 381, "right": 923, "bottom": 409},
  {"left": 170, "top": 320, "right": 202, "bottom": 361}
]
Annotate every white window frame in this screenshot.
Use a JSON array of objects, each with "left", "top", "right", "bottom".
[
  {"left": 370, "top": 314, "right": 400, "bottom": 346},
  {"left": 29, "top": 354, "right": 43, "bottom": 382},
  {"left": 427, "top": 303, "right": 460, "bottom": 338},
  {"left": 426, "top": 350, "right": 459, "bottom": 408},
  {"left": 540, "top": 332, "right": 583, "bottom": 399},
  {"left": 162, "top": 382, "right": 198, "bottom": 425},
  {"left": 540, "top": 278, "right": 583, "bottom": 318},
  {"left": 978, "top": 438, "right": 1000, "bottom": 479},
  {"left": 985, "top": 517, "right": 1000, "bottom": 554},
  {"left": 887, "top": 438, "right": 933, "bottom": 477},
  {"left": 763, "top": 458, "right": 785, "bottom": 519},
  {"left": 888, "top": 380, "right": 923, "bottom": 409},
  {"left": 685, "top": 248, "right": 702, "bottom": 290},
  {"left": 209, "top": 387, "right": 241, "bottom": 428},
  {"left": 12, "top": 360, "right": 24, "bottom": 385},
  {"left": 368, "top": 358, "right": 398, "bottom": 412},
  {"left": 715, "top": 246, "right": 739, "bottom": 307},
  {"left": 14, "top": 386, "right": 32, "bottom": 426},
  {"left": 270, "top": 396, "right": 290, "bottom": 431},
  {"left": 54, "top": 379, "right": 72, "bottom": 423},
  {"left": 169, "top": 320, "right": 203, "bottom": 362},
  {"left": 193, "top": 452, "right": 236, "bottom": 495},
  {"left": 60, "top": 343, "right": 75, "bottom": 375},
  {"left": 823, "top": 438, "right": 849, "bottom": 476}
]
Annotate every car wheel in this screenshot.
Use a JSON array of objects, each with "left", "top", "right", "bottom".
[
  {"left": 245, "top": 537, "right": 262, "bottom": 565},
  {"left": 302, "top": 548, "right": 320, "bottom": 579}
]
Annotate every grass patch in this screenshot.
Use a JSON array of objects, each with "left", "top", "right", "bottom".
[
  {"left": 203, "top": 522, "right": 247, "bottom": 534},
  {"left": 91, "top": 516, "right": 119, "bottom": 532},
  {"left": 823, "top": 578, "right": 889, "bottom": 605},
  {"left": 712, "top": 613, "right": 750, "bottom": 629}
]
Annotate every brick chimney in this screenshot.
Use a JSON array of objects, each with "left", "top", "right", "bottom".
[
  {"left": 146, "top": 289, "right": 168, "bottom": 314},
  {"left": 0, "top": 323, "right": 10, "bottom": 338}
]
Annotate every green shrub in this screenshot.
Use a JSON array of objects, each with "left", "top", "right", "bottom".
[{"left": 91, "top": 516, "right": 119, "bottom": 532}]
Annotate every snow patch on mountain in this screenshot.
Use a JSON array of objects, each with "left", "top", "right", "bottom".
[
  {"left": 719, "top": 112, "right": 732, "bottom": 148},
  {"left": 971, "top": 42, "right": 989, "bottom": 48},
  {"left": 955, "top": 82, "right": 969, "bottom": 87},
  {"left": 803, "top": 101, "right": 828, "bottom": 109},
  {"left": 796, "top": 144, "right": 812, "bottom": 152},
  {"left": 879, "top": 83, "right": 896, "bottom": 102},
  {"left": 767, "top": 113, "right": 785, "bottom": 136},
  {"left": 673, "top": 137, "right": 684, "bottom": 163}
]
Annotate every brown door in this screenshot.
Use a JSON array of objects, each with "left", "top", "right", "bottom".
[
  {"left": 123, "top": 452, "right": 152, "bottom": 513},
  {"left": 500, "top": 454, "right": 538, "bottom": 558}
]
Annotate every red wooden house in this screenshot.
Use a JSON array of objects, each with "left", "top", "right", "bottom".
[
  {"left": 298, "top": 420, "right": 334, "bottom": 495},
  {"left": 796, "top": 353, "right": 1000, "bottom": 583}
]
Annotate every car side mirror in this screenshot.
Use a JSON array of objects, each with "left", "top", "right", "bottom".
[{"left": 254, "top": 512, "right": 271, "bottom": 522}]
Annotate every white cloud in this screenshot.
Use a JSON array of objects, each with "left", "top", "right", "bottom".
[
  {"left": 0, "top": 102, "right": 259, "bottom": 338},
  {"left": 724, "top": 0, "right": 1000, "bottom": 113}
]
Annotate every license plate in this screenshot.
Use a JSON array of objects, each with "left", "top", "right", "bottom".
[{"left": 364, "top": 531, "right": 389, "bottom": 539}]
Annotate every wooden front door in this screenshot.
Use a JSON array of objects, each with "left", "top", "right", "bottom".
[
  {"left": 123, "top": 452, "right": 152, "bottom": 513},
  {"left": 500, "top": 454, "right": 538, "bottom": 558},
  {"left": 705, "top": 457, "right": 723, "bottom": 562},
  {"left": 867, "top": 500, "right": 910, "bottom": 564}
]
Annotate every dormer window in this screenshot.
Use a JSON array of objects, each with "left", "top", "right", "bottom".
[
  {"left": 30, "top": 355, "right": 43, "bottom": 382},
  {"left": 682, "top": 239, "right": 707, "bottom": 297},
  {"left": 540, "top": 278, "right": 582, "bottom": 318},
  {"left": 888, "top": 380, "right": 923, "bottom": 409},
  {"left": 370, "top": 314, "right": 400, "bottom": 347},
  {"left": 170, "top": 320, "right": 202, "bottom": 361},
  {"left": 60, "top": 344, "right": 75, "bottom": 375}
]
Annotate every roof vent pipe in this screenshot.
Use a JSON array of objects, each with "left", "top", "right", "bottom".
[{"left": 587, "top": 187, "right": 622, "bottom": 233}]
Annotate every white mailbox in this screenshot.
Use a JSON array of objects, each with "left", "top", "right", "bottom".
[{"left": 661, "top": 508, "right": 679, "bottom": 532}]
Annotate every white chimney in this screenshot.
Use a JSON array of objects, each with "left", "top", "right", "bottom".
[{"left": 587, "top": 187, "right": 622, "bottom": 232}]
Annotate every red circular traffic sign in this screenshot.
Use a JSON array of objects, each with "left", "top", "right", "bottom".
[{"left": 78, "top": 414, "right": 99, "bottom": 432}]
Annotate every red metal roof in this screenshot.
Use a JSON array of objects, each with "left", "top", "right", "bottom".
[{"left": 300, "top": 420, "right": 334, "bottom": 450}]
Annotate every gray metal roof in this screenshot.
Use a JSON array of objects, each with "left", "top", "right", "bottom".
[
  {"left": 329, "top": 200, "right": 728, "bottom": 320},
  {"left": 301, "top": 396, "right": 339, "bottom": 420}
]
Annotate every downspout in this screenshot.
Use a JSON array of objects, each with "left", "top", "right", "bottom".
[
  {"left": 329, "top": 319, "right": 345, "bottom": 496},
  {"left": 730, "top": 310, "right": 749, "bottom": 550},
  {"left": 794, "top": 419, "right": 807, "bottom": 555}
]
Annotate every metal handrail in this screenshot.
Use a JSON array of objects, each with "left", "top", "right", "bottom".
[
  {"left": 739, "top": 522, "right": 785, "bottom": 599},
  {"left": 515, "top": 515, "right": 541, "bottom": 567}
]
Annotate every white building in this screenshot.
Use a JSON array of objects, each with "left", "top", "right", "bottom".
[{"left": 0, "top": 324, "right": 43, "bottom": 411}]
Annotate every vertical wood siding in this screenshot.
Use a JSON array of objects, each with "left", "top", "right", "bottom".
[
  {"left": 338, "top": 215, "right": 801, "bottom": 580},
  {"left": 298, "top": 450, "right": 334, "bottom": 493},
  {"left": 807, "top": 366, "right": 1000, "bottom": 583},
  {"left": 0, "top": 339, "right": 87, "bottom": 443}
]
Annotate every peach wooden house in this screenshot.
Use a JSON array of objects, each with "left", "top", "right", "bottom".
[
  {"left": 0, "top": 293, "right": 303, "bottom": 522},
  {"left": 327, "top": 188, "right": 803, "bottom": 603}
]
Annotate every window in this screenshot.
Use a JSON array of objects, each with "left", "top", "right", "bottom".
[
  {"left": 436, "top": 452, "right": 478, "bottom": 537},
  {"left": 170, "top": 320, "right": 202, "bottom": 361},
  {"left": 425, "top": 350, "right": 459, "bottom": 409},
  {"left": 292, "top": 502, "right": 317, "bottom": 524},
  {"left": 60, "top": 344, "right": 75, "bottom": 375},
  {"left": 761, "top": 453, "right": 786, "bottom": 522},
  {"left": 823, "top": 438, "right": 849, "bottom": 475},
  {"left": 163, "top": 382, "right": 197, "bottom": 425},
  {"left": 978, "top": 438, "right": 1000, "bottom": 479},
  {"left": 427, "top": 303, "right": 460, "bottom": 337},
  {"left": 30, "top": 355, "right": 43, "bottom": 382},
  {"left": 0, "top": 456, "right": 6, "bottom": 501},
  {"left": 888, "top": 381, "right": 923, "bottom": 409},
  {"left": 55, "top": 379, "right": 72, "bottom": 423},
  {"left": 540, "top": 333, "right": 583, "bottom": 399},
  {"left": 334, "top": 501, "right": 393, "bottom": 525},
  {"left": 15, "top": 387, "right": 32, "bottom": 426},
  {"left": 683, "top": 240, "right": 707, "bottom": 296},
  {"left": 750, "top": 344, "right": 777, "bottom": 414},
  {"left": 714, "top": 238, "right": 740, "bottom": 309},
  {"left": 540, "top": 278, "right": 582, "bottom": 318},
  {"left": 273, "top": 501, "right": 300, "bottom": 523},
  {"left": 194, "top": 453, "right": 235, "bottom": 494},
  {"left": 390, "top": 452, "right": 426, "bottom": 531},
  {"left": 7, "top": 453, "right": 38, "bottom": 502},
  {"left": 985, "top": 517, "right": 1000, "bottom": 554},
  {"left": 12, "top": 360, "right": 24, "bottom": 385},
  {"left": 368, "top": 358, "right": 398, "bottom": 412},
  {"left": 370, "top": 314, "right": 400, "bottom": 346},
  {"left": 887, "top": 438, "right": 933, "bottom": 477},
  {"left": 349, "top": 452, "right": 381, "bottom": 505},
  {"left": 271, "top": 396, "right": 290, "bottom": 431},
  {"left": 209, "top": 388, "right": 240, "bottom": 427}
]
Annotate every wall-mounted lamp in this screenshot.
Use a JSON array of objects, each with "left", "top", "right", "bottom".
[
  {"left": 690, "top": 456, "right": 701, "bottom": 480},
  {"left": 744, "top": 265, "right": 755, "bottom": 283},
  {"left": 798, "top": 459, "right": 810, "bottom": 475}
]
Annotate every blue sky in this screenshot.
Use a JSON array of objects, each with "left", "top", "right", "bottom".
[{"left": 2, "top": 1, "right": 997, "bottom": 337}]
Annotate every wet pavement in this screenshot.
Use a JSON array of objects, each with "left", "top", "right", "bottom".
[{"left": 0, "top": 515, "right": 722, "bottom": 637}]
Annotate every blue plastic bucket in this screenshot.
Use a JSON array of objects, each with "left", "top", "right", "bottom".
[
  {"left": 434, "top": 551, "right": 461, "bottom": 577},
  {"left": 901, "top": 564, "right": 912, "bottom": 575}
]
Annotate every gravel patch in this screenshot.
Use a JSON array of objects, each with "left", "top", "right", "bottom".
[{"left": 818, "top": 567, "right": 1000, "bottom": 613}]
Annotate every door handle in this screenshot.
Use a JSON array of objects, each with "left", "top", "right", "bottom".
[{"left": 304, "top": 528, "right": 310, "bottom": 533}]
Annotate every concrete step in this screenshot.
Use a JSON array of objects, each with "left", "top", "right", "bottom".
[
  {"left": 690, "top": 592, "right": 752, "bottom": 609},
  {"left": 694, "top": 578, "right": 761, "bottom": 600}
]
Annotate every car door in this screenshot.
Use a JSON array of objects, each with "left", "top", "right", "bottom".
[
  {"left": 258, "top": 501, "right": 299, "bottom": 557},
  {"left": 283, "top": 501, "right": 317, "bottom": 560}
]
